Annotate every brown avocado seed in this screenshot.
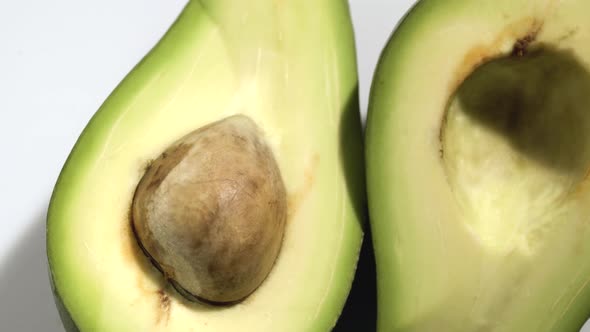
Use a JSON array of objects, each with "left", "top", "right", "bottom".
[{"left": 132, "top": 114, "right": 287, "bottom": 304}]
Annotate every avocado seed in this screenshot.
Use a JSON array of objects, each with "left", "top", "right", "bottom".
[{"left": 132, "top": 114, "right": 287, "bottom": 303}]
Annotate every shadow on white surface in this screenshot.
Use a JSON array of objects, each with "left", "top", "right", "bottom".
[{"left": 0, "top": 209, "right": 64, "bottom": 332}]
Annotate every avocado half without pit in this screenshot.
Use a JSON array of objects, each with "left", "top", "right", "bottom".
[
  {"left": 46, "top": 1, "right": 365, "bottom": 331},
  {"left": 367, "top": 0, "right": 590, "bottom": 331}
]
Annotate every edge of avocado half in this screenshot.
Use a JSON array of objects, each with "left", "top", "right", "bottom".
[
  {"left": 368, "top": 0, "right": 590, "bottom": 331},
  {"left": 47, "top": 1, "right": 367, "bottom": 331}
]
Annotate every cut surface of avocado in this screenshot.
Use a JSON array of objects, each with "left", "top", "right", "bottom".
[
  {"left": 46, "top": 0, "right": 365, "bottom": 331},
  {"left": 367, "top": 0, "right": 590, "bottom": 331}
]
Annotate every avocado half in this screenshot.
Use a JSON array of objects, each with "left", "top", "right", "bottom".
[
  {"left": 367, "top": 0, "right": 590, "bottom": 331},
  {"left": 47, "top": 1, "right": 365, "bottom": 331}
]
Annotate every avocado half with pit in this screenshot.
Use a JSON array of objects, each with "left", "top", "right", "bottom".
[
  {"left": 46, "top": 1, "right": 365, "bottom": 331},
  {"left": 367, "top": 0, "right": 590, "bottom": 331}
]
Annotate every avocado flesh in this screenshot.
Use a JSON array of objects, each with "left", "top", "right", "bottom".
[
  {"left": 367, "top": 0, "right": 590, "bottom": 331},
  {"left": 46, "top": 1, "right": 365, "bottom": 331}
]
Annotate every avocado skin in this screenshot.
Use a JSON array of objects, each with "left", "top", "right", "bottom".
[{"left": 49, "top": 271, "right": 79, "bottom": 332}]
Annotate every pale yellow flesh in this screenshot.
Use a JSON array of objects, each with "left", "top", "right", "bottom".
[
  {"left": 444, "top": 47, "right": 590, "bottom": 255},
  {"left": 367, "top": 0, "right": 590, "bottom": 331},
  {"left": 47, "top": 1, "right": 363, "bottom": 331}
]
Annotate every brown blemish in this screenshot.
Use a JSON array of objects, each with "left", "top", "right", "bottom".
[
  {"left": 511, "top": 25, "right": 542, "bottom": 57},
  {"left": 451, "top": 44, "right": 496, "bottom": 93},
  {"left": 156, "top": 289, "right": 172, "bottom": 325},
  {"left": 143, "top": 159, "right": 155, "bottom": 173},
  {"left": 441, "top": 18, "right": 544, "bottom": 157},
  {"left": 287, "top": 154, "right": 320, "bottom": 218},
  {"left": 450, "top": 18, "right": 544, "bottom": 94}
]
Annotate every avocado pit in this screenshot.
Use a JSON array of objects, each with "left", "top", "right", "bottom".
[{"left": 131, "top": 114, "right": 287, "bottom": 304}]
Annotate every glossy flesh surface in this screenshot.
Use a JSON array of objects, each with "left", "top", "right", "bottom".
[
  {"left": 367, "top": 0, "right": 590, "bottom": 331},
  {"left": 47, "top": 1, "right": 365, "bottom": 331}
]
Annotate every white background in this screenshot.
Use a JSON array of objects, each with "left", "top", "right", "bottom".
[{"left": 0, "top": 1, "right": 588, "bottom": 331}]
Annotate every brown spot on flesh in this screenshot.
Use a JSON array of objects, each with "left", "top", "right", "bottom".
[
  {"left": 287, "top": 154, "right": 320, "bottom": 218},
  {"left": 511, "top": 26, "right": 541, "bottom": 57},
  {"left": 441, "top": 18, "right": 544, "bottom": 156},
  {"left": 143, "top": 159, "right": 155, "bottom": 173},
  {"left": 450, "top": 18, "right": 543, "bottom": 95},
  {"left": 156, "top": 289, "right": 172, "bottom": 325},
  {"left": 448, "top": 0, "right": 562, "bottom": 92},
  {"left": 451, "top": 18, "right": 543, "bottom": 94}
]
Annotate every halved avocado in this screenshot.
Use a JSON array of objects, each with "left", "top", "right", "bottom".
[
  {"left": 367, "top": 0, "right": 590, "bottom": 331},
  {"left": 47, "top": 1, "right": 365, "bottom": 331}
]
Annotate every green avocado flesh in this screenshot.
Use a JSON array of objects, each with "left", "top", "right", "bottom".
[
  {"left": 367, "top": 0, "right": 590, "bottom": 331},
  {"left": 46, "top": 1, "right": 365, "bottom": 331}
]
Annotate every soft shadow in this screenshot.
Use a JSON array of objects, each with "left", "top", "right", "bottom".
[
  {"left": 333, "top": 226, "right": 377, "bottom": 332},
  {"left": 333, "top": 87, "right": 376, "bottom": 331},
  {"left": 338, "top": 86, "right": 368, "bottom": 231},
  {"left": 451, "top": 47, "right": 590, "bottom": 174},
  {"left": 0, "top": 210, "right": 64, "bottom": 332}
]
